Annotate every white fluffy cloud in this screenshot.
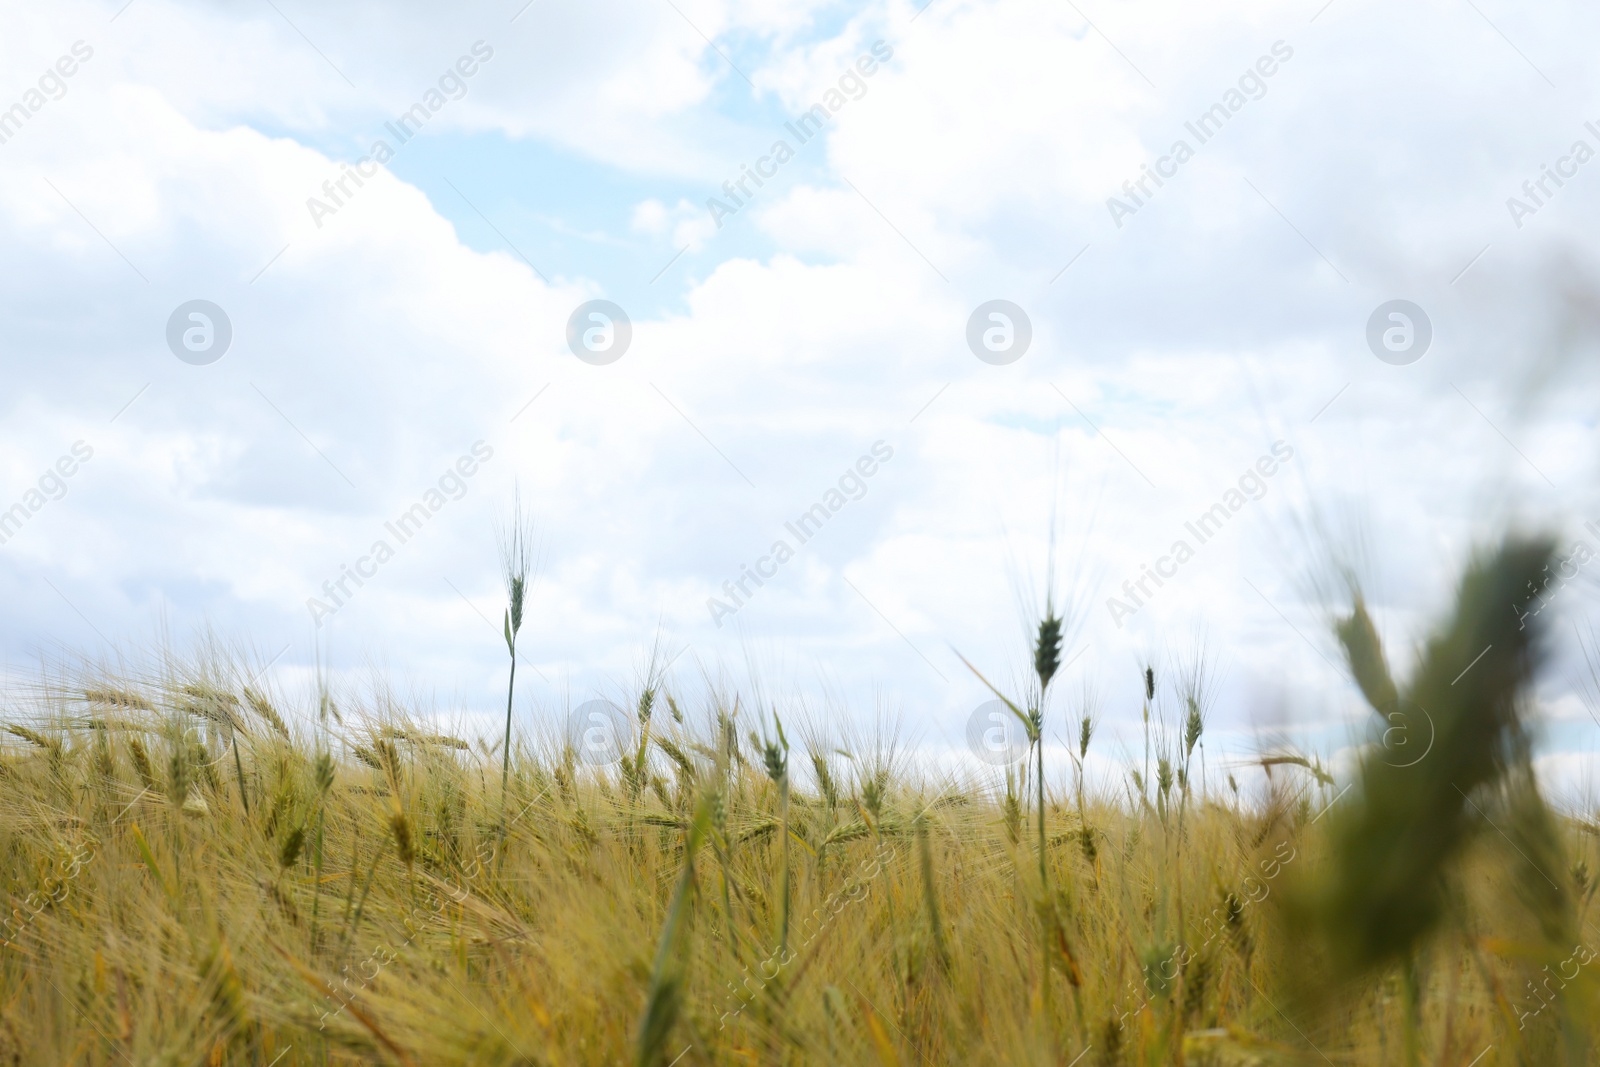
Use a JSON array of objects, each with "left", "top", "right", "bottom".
[{"left": 1, "top": 0, "right": 1599, "bottom": 787}]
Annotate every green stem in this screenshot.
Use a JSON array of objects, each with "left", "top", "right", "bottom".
[
  {"left": 500, "top": 646, "right": 517, "bottom": 828},
  {"left": 778, "top": 777, "right": 790, "bottom": 959},
  {"left": 717, "top": 836, "right": 740, "bottom": 955},
  {"left": 1037, "top": 733, "right": 1051, "bottom": 1018},
  {"left": 310, "top": 807, "right": 325, "bottom": 955},
  {"left": 1036, "top": 735, "right": 1047, "bottom": 891},
  {"left": 1402, "top": 955, "right": 1421, "bottom": 1067},
  {"left": 338, "top": 841, "right": 387, "bottom": 969},
  {"left": 231, "top": 736, "right": 250, "bottom": 814}
]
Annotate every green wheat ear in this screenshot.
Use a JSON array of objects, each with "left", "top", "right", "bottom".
[
  {"left": 1300, "top": 535, "right": 1556, "bottom": 983},
  {"left": 1035, "top": 610, "right": 1063, "bottom": 693},
  {"left": 1336, "top": 595, "right": 1399, "bottom": 714},
  {"left": 495, "top": 488, "right": 536, "bottom": 819}
]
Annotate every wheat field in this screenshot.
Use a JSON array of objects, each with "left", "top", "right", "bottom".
[{"left": 0, "top": 535, "right": 1595, "bottom": 1066}]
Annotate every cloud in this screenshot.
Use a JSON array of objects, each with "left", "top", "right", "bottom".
[{"left": 2, "top": 0, "right": 1600, "bottom": 772}]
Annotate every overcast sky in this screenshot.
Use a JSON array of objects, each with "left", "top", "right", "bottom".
[{"left": 3, "top": 0, "right": 1599, "bottom": 796}]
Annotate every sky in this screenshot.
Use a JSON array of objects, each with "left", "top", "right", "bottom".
[{"left": 2, "top": 0, "right": 1600, "bottom": 799}]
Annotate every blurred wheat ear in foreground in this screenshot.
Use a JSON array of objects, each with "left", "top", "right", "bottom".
[
  {"left": 1292, "top": 535, "right": 1591, "bottom": 1065},
  {"left": 0, "top": 533, "right": 1596, "bottom": 1065}
]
